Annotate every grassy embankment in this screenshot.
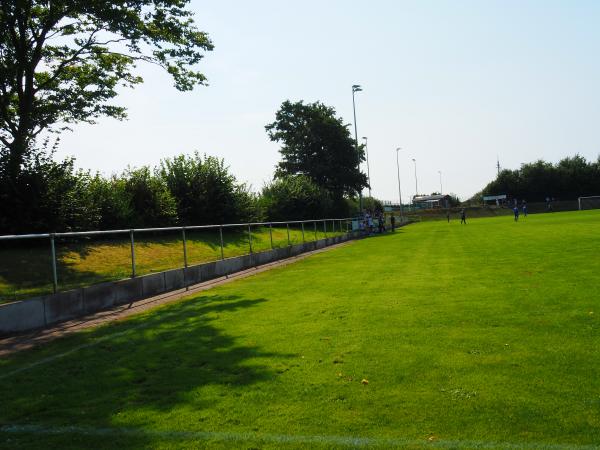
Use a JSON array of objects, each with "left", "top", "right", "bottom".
[{"left": 0, "top": 224, "right": 345, "bottom": 302}]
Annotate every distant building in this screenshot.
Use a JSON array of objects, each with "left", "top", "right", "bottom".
[
  {"left": 482, "top": 194, "right": 507, "bottom": 206},
  {"left": 412, "top": 194, "right": 451, "bottom": 209}
]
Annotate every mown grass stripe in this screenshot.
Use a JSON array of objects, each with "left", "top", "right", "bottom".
[{"left": 0, "top": 424, "right": 596, "bottom": 449}]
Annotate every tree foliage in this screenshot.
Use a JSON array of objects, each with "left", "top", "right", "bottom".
[
  {"left": 0, "top": 148, "right": 99, "bottom": 233},
  {"left": 362, "top": 196, "right": 384, "bottom": 215},
  {"left": 158, "top": 152, "right": 258, "bottom": 225},
  {"left": 478, "top": 155, "right": 600, "bottom": 201},
  {"left": 0, "top": 0, "right": 213, "bottom": 183},
  {"left": 0, "top": 150, "right": 260, "bottom": 234},
  {"left": 260, "top": 175, "right": 333, "bottom": 221},
  {"left": 265, "top": 100, "right": 368, "bottom": 198}
]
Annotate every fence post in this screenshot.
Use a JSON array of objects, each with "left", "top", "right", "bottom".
[
  {"left": 248, "top": 224, "right": 253, "bottom": 254},
  {"left": 314, "top": 221, "right": 317, "bottom": 241},
  {"left": 323, "top": 220, "right": 327, "bottom": 238},
  {"left": 129, "top": 229, "right": 136, "bottom": 278},
  {"left": 286, "top": 223, "right": 290, "bottom": 246},
  {"left": 50, "top": 234, "right": 58, "bottom": 294},
  {"left": 269, "top": 223, "right": 273, "bottom": 249},
  {"left": 182, "top": 227, "right": 188, "bottom": 268},
  {"left": 301, "top": 222, "right": 305, "bottom": 243},
  {"left": 219, "top": 226, "right": 225, "bottom": 260}
]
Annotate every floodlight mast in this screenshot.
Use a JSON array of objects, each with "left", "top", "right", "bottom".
[
  {"left": 412, "top": 158, "right": 418, "bottom": 203},
  {"left": 362, "top": 136, "right": 371, "bottom": 199},
  {"left": 352, "top": 84, "right": 363, "bottom": 213},
  {"left": 396, "top": 147, "right": 404, "bottom": 222}
]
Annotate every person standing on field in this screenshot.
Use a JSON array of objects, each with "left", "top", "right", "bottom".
[
  {"left": 460, "top": 209, "right": 466, "bottom": 224},
  {"left": 367, "top": 213, "right": 374, "bottom": 234},
  {"left": 446, "top": 210, "right": 450, "bottom": 223},
  {"left": 391, "top": 215, "right": 396, "bottom": 231},
  {"left": 522, "top": 201, "right": 528, "bottom": 217},
  {"left": 513, "top": 206, "right": 519, "bottom": 221},
  {"left": 377, "top": 214, "right": 385, "bottom": 233}
]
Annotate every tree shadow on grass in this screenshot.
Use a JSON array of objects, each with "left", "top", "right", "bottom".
[{"left": 0, "top": 293, "right": 294, "bottom": 449}]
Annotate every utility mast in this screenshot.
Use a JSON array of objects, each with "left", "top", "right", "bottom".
[{"left": 496, "top": 156, "right": 501, "bottom": 176}]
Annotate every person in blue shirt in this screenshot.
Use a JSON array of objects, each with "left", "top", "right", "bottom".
[{"left": 513, "top": 206, "right": 520, "bottom": 221}]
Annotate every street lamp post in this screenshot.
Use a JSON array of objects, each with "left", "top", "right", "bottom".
[
  {"left": 438, "top": 170, "right": 443, "bottom": 194},
  {"left": 412, "top": 158, "right": 418, "bottom": 203},
  {"left": 352, "top": 84, "right": 363, "bottom": 213},
  {"left": 362, "top": 136, "right": 371, "bottom": 199},
  {"left": 396, "top": 147, "right": 404, "bottom": 223}
]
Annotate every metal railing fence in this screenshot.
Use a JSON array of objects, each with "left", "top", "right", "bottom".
[{"left": 0, "top": 218, "right": 356, "bottom": 298}]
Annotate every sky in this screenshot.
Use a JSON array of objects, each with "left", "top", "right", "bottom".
[{"left": 56, "top": 0, "right": 600, "bottom": 203}]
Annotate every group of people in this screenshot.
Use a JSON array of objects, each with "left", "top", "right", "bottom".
[
  {"left": 513, "top": 200, "right": 528, "bottom": 221},
  {"left": 362, "top": 201, "right": 533, "bottom": 230},
  {"left": 448, "top": 200, "right": 529, "bottom": 224},
  {"left": 360, "top": 212, "right": 389, "bottom": 234},
  {"left": 446, "top": 209, "right": 467, "bottom": 224}
]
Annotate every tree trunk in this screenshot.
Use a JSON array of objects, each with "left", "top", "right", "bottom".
[{"left": 7, "top": 137, "right": 27, "bottom": 186}]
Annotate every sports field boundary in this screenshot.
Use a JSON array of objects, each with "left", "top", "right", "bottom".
[{"left": 0, "top": 238, "right": 359, "bottom": 356}]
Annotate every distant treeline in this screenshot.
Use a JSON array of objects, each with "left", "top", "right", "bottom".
[
  {"left": 0, "top": 151, "right": 358, "bottom": 235},
  {"left": 476, "top": 155, "right": 600, "bottom": 202}
]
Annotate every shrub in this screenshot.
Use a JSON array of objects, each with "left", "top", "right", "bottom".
[
  {"left": 260, "top": 175, "right": 334, "bottom": 221},
  {"left": 159, "top": 153, "right": 258, "bottom": 225}
]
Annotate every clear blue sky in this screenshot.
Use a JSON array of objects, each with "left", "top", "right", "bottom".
[{"left": 57, "top": 0, "right": 600, "bottom": 202}]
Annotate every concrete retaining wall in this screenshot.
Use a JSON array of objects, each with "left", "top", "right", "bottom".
[
  {"left": 0, "top": 297, "right": 45, "bottom": 334},
  {"left": 0, "top": 233, "right": 362, "bottom": 336}
]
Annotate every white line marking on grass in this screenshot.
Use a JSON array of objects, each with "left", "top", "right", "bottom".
[{"left": 0, "top": 424, "right": 597, "bottom": 449}]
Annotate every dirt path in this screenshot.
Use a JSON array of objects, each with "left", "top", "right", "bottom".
[{"left": 0, "top": 241, "right": 353, "bottom": 357}]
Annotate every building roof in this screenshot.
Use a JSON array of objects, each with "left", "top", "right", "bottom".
[{"left": 413, "top": 194, "right": 449, "bottom": 202}]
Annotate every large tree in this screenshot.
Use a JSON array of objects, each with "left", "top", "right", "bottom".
[
  {"left": 0, "top": 0, "right": 213, "bottom": 183},
  {"left": 265, "top": 100, "right": 368, "bottom": 198}
]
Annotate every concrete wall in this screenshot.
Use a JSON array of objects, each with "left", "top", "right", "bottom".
[{"left": 0, "top": 233, "right": 363, "bottom": 336}]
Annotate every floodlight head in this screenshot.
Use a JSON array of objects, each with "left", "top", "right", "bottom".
[
  {"left": 396, "top": 147, "right": 401, "bottom": 151},
  {"left": 412, "top": 158, "right": 416, "bottom": 162},
  {"left": 352, "top": 84, "right": 362, "bottom": 92},
  {"left": 362, "top": 136, "right": 367, "bottom": 141}
]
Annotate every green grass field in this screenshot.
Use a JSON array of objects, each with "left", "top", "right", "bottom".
[
  {"left": 0, "top": 223, "right": 345, "bottom": 303},
  {"left": 1, "top": 210, "right": 599, "bottom": 449}
]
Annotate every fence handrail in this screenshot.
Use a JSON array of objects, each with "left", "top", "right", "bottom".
[
  {"left": 0, "top": 217, "right": 357, "bottom": 241},
  {"left": 1, "top": 216, "right": 359, "bottom": 298}
]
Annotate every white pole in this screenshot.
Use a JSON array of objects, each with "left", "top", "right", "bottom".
[
  {"left": 412, "top": 158, "right": 418, "bottom": 203},
  {"left": 396, "top": 147, "right": 404, "bottom": 223},
  {"left": 363, "top": 136, "right": 371, "bottom": 199}
]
